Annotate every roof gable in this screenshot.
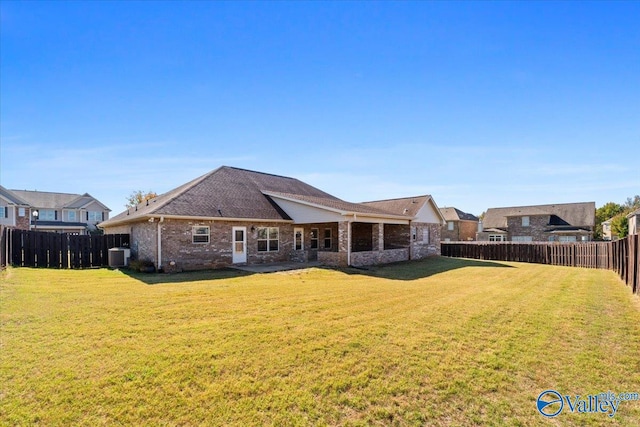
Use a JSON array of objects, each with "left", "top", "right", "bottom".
[
  {"left": 440, "top": 207, "right": 479, "bottom": 222},
  {"left": 9, "top": 189, "right": 109, "bottom": 211},
  {"left": 361, "top": 195, "right": 446, "bottom": 224},
  {"left": 102, "top": 166, "right": 343, "bottom": 225},
  {"left": 0, "top": 185, "right": 29, "bottom": 205}
]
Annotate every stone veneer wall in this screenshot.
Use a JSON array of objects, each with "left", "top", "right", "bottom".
[
  {"left": 351, "top": 248, "right": 409, "bottom": 267},
  {"left": 411, "top": 222, "right": 441, "bottom": 258}
]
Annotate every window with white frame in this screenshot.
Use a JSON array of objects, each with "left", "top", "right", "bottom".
[
  {"left": 68, "top": 210, "right": 77, "bottom": 222},
  {"left": 310, "top": 228, "right": 319, "bottom": 249},
  {"left": 489, "top": 235, "right": 505, "bottom": 242},
  {"left": 0, "top": 206, "right": 6, "bottom": 218},
  {"left": 559, "top": 236, "right": 577, "bottom": 242},
  {"left": 40, "top": 209, "right": 56, "bottom": 221},
  {"left": 257, "top": 227, "right": 279, "bottom": 252},
  {"left": 447, "top": 221, "right": 454, "bottom": 230},
  {"left": 522, "top": 216, "right": 530, "bottom": 227},
  {"left": 192, "top": 226, "right": 210, "bottom": 244},
  {"left": 18, "top": 207, "right": 25, "bottom": 217},
  {"left": 87, "top": 211, "right": 102, "bottom": 222},
  {"left": 423, "top": 228, "right": 430, "bottom": 244},
  {"left": 512, "top": 236, "right": 533, "bottom": 242},
  {"left": 324, "top": 228, "right": 332, "bottom": 249}
]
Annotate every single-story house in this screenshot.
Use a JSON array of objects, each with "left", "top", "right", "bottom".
[
  {"left": 476, "top": 202, "right": 596, "bottom": 242},
  {"left": 439, "top": 207, "right": 479, "bottom": 242},
  {"left": 0, "top": 185, "right": 110, "bottom": 234},
  {"left": 99, "top": 166, "right": 446, "bottom": 271}
]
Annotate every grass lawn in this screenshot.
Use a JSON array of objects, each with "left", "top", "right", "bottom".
[{"left": 1, "top": 257, "right": 639, "bottom": 426}]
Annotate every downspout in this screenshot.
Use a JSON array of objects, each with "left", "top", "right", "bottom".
[{"left": 157, "top": 216, "right": 164, "bottom": 271}]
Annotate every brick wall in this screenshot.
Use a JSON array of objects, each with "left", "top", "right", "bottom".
[
  {"left": 159, "top": 219, "right": 294, "bottom": 271},
  {"left": 15, "top": 208, "right": 30, "bottom": 230},
  {"left": 411, "top": 222, "right": 441, "bottom": 258},
  {"left": 442, "top": 220, "right": 478, "bottom": 241},
  {"left": 507, "top": 215, "right": 550, "bottom": 241}
]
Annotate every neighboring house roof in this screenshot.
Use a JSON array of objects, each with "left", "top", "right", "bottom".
[
  {"left": 9, "top": 190, "right": 110, "bottom": 211},
  {"left": 481, "top": 202, "right": 595, "bottom": 230},
  {"left": 627, "top": 208, "right": 640, "bottom": 219},
  {"left": 0, "top": 185, "right": 30, "bottom": 206},
  {"left": 439, "top": 207, "right": 479, "bottom": 222}
]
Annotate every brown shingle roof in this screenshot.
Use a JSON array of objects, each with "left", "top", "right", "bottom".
[
  {"left": 9, "top": 189, "right": 109, "bottom": 210},
  {"left": 440, "top": 207, "right": 479, "bottom": 222},
  {"left": 264, "top": 191, "right": 405, "bottom": 217},
  {"left": 102, "top": 166, "right": 344, "bottom": 225},
  {"left": 360, "top": 195, "right": 433, "bottom": 217},
  {"left": 482, "top": 202, "right": 595, "bottom": 229}
]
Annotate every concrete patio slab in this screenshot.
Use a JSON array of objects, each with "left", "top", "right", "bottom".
[{"left": 229, "top": 261, "right": 323, "bottom": 273}]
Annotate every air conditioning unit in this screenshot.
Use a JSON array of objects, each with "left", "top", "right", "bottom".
[{"left": 108, "top": 248, "right": 131, "bottom": 268}]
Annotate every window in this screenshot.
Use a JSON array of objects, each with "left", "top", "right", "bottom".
[
  {"left": 447, "top": 221, "right": 454, "bottom": 231},
  {"left": 512, "top": 236, "right": 533, "bottom": 242},
  {"left": 522, "top": 216, "right": 530, "bottom": 227},
  {"left": 192, "top": 226, "right": 210, "bottom": 244},
  {"left": 87, "top": 211, "right": 102, "bottom": 222},
  {"left": 559, "top": 236, "right": 577, "bottom": 242},
  {"left": 324, "top": 228, "right": 332, "bottom": 249},
  {"left": 68, "top": 210, "right": 77, "bottom": 222},
  {"left": 423, "top": 228, "right": 430, "bottom": 244},
  {"left": 40, "top": 209, "right": 56, "bottom": 221},
  {"left": 294, "top": 228, "right": 303, "bottom": 250},
  {"left": 0, "top": 206, "right": 6, "bottom": 218},
  {"left": 310, "top": 228, "right": 319, "bottom": 249},
  {"left": 257, "top": 227, "right": 279, "bottom": 252},
  {"left": 489, "top": 235, "right": 505, "bottom": 242},
  {"left": 18, "top": 208, "right": 25, "bottom": 217}
]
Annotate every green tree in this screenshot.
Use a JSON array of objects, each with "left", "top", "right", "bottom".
[
  {"left": 624, "top": 195, "right": 640, "bottom": 210},
  {"left": 611, "top": 214, "right": 628, "bottom": 238},
  {"left": 594, "top": 202, "right": 623, "bottom": 240},
  {"left": 125, "top": 190, "right": 158, "bottom": 208}
]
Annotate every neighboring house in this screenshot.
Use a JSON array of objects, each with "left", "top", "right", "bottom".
[
  {"left": 476, "top": 202, "right": 596, "bottom": 242},
  {"left": 1, "top": 187, "right": 110, "bottom": 234},
  {"left": 627, "top": 208, "right": 640, "bottom": 236},
  {"left": 439, "top": 207, "right": 479, "bottom": 241},
  {"left": 602, "top": 219, "right": 616, "bottom": 241},
  {"left": 0, "top": 185, "right": 31, "bottom": 230},
  {"left": 99, "top": 166, "right": 446, "bottom": 271}
]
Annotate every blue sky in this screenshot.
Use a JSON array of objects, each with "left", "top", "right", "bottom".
[{"left": 1, "top": 1, "right": 638, "bottom": 216}]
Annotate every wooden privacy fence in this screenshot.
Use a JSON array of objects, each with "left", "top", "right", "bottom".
[
  {"left": 442, "top": 236, "right": 640, "bottom": 295},
  {"left": 0, "top": 227, "right": 129, "bottom": 269}
]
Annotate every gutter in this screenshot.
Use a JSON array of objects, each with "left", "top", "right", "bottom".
[{"left": 100, "top": 214, "right": 293, "bottom": 229}]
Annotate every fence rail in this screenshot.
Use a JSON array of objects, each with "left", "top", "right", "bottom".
[
  {"left": 442, "top": 236, "right": 640, "bottom": 295},
  {"left": 0, "top": 227, "right": 129, "bottom": 269}
]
